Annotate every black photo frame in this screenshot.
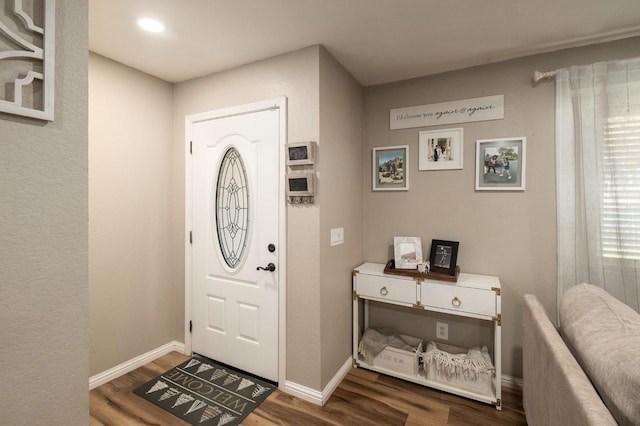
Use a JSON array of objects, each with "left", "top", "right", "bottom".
[{"left": 429, "top": 239, "right": 459, "bottom": 276}]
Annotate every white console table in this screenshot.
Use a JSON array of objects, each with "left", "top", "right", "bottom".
[{"left": 352, "top": 262, "right": 502, "bottom": 409}]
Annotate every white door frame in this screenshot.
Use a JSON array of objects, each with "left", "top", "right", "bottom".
[{"left": 184, "top": 97, "right": 287, "bottom": 387}]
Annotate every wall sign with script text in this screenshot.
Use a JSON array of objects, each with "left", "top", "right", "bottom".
[{"left": 390, "top": 95, "right": 504, "bottom": 130}]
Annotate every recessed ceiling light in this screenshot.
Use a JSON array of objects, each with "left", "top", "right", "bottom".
[{"left": 137, "top": 18, "right": 165, "bottom": 33}]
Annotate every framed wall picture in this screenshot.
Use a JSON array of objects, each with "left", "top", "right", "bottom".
[
  {"left": 285, "top": 172, "right": 314, "bottom": 196},
  {"left": 394, "top": 236, "right": 423, "bottom": 269},
  {"left": 286, "top": 141, "right": 316, "bottom": 166},
  {"left": 418, "top": 128, "right": 463, "bottom": 170},
  {"left": 429, "top": 239, "right": 459, "bottom": 276},
  {"left": 372, "top": 145, "right": 409, "bottom": 191},
  {"left": 475, "top": 137, "right": 526, "bottom": 191}
]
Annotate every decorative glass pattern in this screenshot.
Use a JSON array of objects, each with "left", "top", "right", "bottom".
[{"left": 215, "top": 147, "right": 250, "bottom": 269}]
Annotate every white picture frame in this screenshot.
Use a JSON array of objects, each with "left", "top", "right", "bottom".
[
  {"left": 475, "top": 137, "right": 526, "bottom": 191},
  {"left": 393, "top": 236, "right": 423, "bottom": 269},
  {"left": 286, "top": 141, "right": 316, "bottom": 166},
  {"left": 372, "top": 145, "right": 409, "bottom": 191},
  {"left": 285, "top": 172, "right": 315, "bottom": 196},
  {"left": 418, "top": 128, "right": 463, "bottom": 171}
]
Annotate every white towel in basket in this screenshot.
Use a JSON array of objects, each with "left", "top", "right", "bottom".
[
  {"left": 422, "top": 341, "right": 495, "bottom": 382},
  {"left": 358, "top": 327, "right": 417, "bottom": 364}
]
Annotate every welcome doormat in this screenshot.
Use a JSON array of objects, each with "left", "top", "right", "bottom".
[{"left": 133, "top": 357, "right": 275, "bottom": 426}]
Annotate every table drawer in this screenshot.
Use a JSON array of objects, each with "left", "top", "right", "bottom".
[
  {"left": 421, "top": 283, "right": 496, "bottom": 317},
  {"left": 356, "top": 274, "right": 417, "bottom": 305}
]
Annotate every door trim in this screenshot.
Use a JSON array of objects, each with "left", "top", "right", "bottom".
[{"left": 184, "top": 97, "right": 287, "bottom": 387}]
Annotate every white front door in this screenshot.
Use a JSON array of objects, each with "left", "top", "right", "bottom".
[{"left": 188, "top": 100, "right": 283, "bottom": 382}]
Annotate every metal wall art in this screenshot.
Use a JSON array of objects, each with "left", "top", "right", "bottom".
[{"left": 0, "top": 0, "right": 56, "bottom": 121}]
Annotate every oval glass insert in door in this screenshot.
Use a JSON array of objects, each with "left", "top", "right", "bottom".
[{"left": 214, "top": 147, "right": 250, "bottom": 269}]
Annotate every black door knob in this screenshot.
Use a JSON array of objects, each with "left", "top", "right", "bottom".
[
  {"left": 257, "top": 263, "right": 276, "bottom": 272},
  {"left": 268, "top": 244, "right": 276, "bottom": 253}
]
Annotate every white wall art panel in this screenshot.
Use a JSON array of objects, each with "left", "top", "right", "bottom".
[{"left": 0, "top": 0, "right": 55, "bottom": 120}]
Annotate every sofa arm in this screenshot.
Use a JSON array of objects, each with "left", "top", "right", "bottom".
[
  {"left": 523, "top": 294, "right": 616, "bottom": 426},
  {"left": 560, "top": 283, "right": 640, "bottom": 426}
]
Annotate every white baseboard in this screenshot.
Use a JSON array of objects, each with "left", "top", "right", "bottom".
[
  {"left": 90, "top": 345, "right": 521, "bottom": 400},
  {"left": 89, "top": 341, "right": 186, "bottom": 390},
  {"left": 281, "top": 356, "right": 352, "bottom": 406},
  {"left": 502, "top": 374, "right": 523, "bottom": 389},
  {"left": 281, "top": 360, "right": 522, "bottom": 405}
]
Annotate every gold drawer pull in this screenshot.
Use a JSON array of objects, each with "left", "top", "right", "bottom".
[
  {"left": 380, "top": 286, "right": 388, "bottom": 296},
  {"left": 451, "top": 296, "right": 462, "bottom": 307}
]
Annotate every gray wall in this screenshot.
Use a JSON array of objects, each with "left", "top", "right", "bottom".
[
  {"left": 0, "top": 1, "right": 89, "bottom": 424},
  {"left": 318, "top": 48, "right": 364, "bottom": 388},
  {"left": 362, "top": 37, "right": 640, "bottom": 377},
  {"left": 88, "top": 53, "right": 176, "bottom": 375}
]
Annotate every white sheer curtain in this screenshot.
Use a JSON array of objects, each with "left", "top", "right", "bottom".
[{"left": 556, "top": 57, "right": 640, "bottom": 312}]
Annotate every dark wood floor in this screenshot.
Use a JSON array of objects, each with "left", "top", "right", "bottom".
[{"left": 90, "top": 351, "right": 527, "bottom": 425}]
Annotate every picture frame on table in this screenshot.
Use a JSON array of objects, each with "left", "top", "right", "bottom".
[
  {"left": 373, "top": 145, "right": 409, "bottom": 191},
  {"left": 393, "top": 236, "right": 423, "bottom": 269},
  {"left": 418, "top": 128, "right": 463, "bottom": 171},
  {"left": 429, "top": 239, "right": 459, "bottom": 276},
  {"left": 475, "top": 137, "right": 526, "bottom": 191}
]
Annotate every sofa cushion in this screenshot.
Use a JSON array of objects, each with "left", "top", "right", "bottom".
[{"left": 560, "top": 283, "right": 640, "bottom": 426}]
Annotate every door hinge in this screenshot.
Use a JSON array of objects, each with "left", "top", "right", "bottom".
[
  {"left": 189, "top": 320, "right": 192, "bottom": 333},
  {"left": 190, "top": 141, "right": 192, "bottom": 155},
  {"left": 190, "top": 231, "right": 192, "bottom": 244}
]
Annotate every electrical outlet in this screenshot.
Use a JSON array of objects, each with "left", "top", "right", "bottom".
[{"left": 436, "top": 321, "right": 449, "bottom": 340}]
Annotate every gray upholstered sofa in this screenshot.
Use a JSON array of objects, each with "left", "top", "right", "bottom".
[{"left": 523, "top": 283, "right": 640, "bottom": 426}]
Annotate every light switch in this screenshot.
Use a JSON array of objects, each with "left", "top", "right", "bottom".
[{"left": 330, "top": 227, "right": 344, "bottom": 246}]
